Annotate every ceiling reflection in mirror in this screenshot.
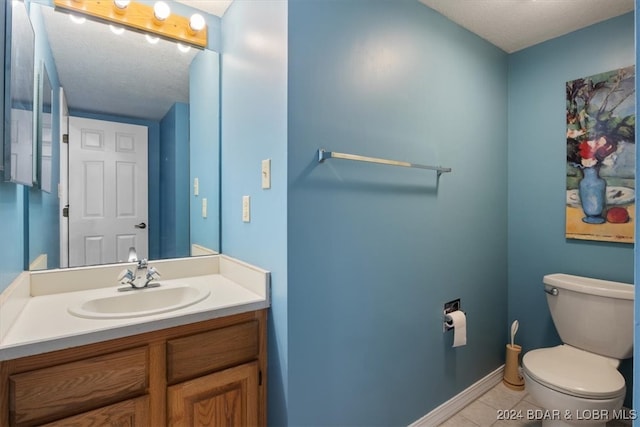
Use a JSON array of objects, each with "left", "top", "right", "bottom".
[
  {"left": 27, "top": 4, "right": 220, "bottom": 270},
  {"left": 41, "top": 6, "right": 197, "bottom": 121}
]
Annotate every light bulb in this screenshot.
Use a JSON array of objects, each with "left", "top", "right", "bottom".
[
  {"left": 189, "top": 13, "right": 205, "bottom": 33},
  {"left": 113, "top": 0, "right": 130, "bottom": 9},
  {"left": 153, "top": 1, "right": 170, "bottom": 22},
  {"left": 146, "top": 34, "right": 160, "bottom": 44},
  {"left": 178, "top": 43, "right": 191, "bottom": 53}
]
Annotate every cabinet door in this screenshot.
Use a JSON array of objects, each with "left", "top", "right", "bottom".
[
  {"left": 167, "top": 362, "right": 258, "bottom": 427},
  {"left": 41, "top": 396, "right": 149, "bottom": 427}
]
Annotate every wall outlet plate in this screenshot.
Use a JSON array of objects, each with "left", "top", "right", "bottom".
[{"left": 261, "top": 159, "right": 271, "bottom": 189}]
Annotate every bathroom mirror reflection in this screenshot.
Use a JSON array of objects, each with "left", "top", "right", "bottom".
[
  {"left": 38, "top": 62, "right": 53, "bottom": 193},
  {"left": 4, "top": 0, "right": 36, "bottom": 186},
  {"left": 25, "top": 2, "right": 220, "bottom": 270}
]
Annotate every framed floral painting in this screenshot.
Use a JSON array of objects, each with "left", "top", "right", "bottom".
[{"left": 566, "top": 66, "right": 635, "bottom": 243}]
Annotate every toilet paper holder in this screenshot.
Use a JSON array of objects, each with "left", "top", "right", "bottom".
[
  {"left": 444, "top": 310, "right": 466, "bottom": 331},
  {"left": 443, "top": 299, "right": 465, "bottom": 332}
]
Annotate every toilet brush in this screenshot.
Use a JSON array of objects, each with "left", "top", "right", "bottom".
[
  {"left": 511, "top": 320, "right": 518, "bottom": 347},
  {"left": 503, "top": 320, "right": 525, "bottom": 390}
]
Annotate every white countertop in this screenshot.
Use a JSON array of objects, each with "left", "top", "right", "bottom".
[{"left": 0, "top": 255, "right": 270, "bottom": 361}]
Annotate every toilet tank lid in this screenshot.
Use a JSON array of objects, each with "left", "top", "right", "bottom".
[{"left": 543, "top": 274, "right": 633, "bottom": 300}]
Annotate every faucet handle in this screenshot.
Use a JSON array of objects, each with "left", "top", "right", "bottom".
[
  {"left": 117, "top": 268, "right": 134, "bottom": 283},
  {"left": 146, "top": 266, "right": 161, "bottom": 280}
]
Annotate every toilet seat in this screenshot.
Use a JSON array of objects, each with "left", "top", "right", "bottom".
[{"left": 522, "top": 345, "right": 625, "bottom": 399}]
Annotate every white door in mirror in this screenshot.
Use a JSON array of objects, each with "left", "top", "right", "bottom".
[
  {"left": 10, "top": 109, "right": 33, "bottom": 184},
  {"left": 68, "top": 117, "right": 148, "bottom": 267}
]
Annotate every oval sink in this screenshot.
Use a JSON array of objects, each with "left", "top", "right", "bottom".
[{"left": 68, "top": 285, "right": 211, "bottom": 319}]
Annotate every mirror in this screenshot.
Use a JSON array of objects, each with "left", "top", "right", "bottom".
[
  {"left": 3, "top": 0, "right": 36, "bottom": 186},
  {"left": 24, "top": 2, "right": 220, "bottom": 270}
]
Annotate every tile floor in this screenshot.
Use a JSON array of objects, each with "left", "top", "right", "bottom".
[{"left": 438, "top": 381, "right": 633, "bottom": 427}]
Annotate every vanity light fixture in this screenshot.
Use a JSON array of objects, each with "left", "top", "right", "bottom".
[{"left": 53, "top": 0, "right": 207, "bottom": 47}]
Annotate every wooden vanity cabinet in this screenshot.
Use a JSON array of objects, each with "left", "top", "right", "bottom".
[{"left": 0, "top": 310, "right": 267, "bottom": 427}]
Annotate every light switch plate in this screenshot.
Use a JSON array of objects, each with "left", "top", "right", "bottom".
[
  {"left": 261, "top": 159, "right": 271, "bottom": 189},
  {"left": 194, "top": 177, "right": 199, "bottom": 196},
  {"left": 242, "top": 196, "right": 250, "bottom": 222},
  {"left": 202, "top": 198, "right": 207, "bottom": 218}
]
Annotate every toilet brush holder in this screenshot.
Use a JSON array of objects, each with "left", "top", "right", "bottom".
[{"left": 503, "top": 344, "right": 525, "bottom": 391}]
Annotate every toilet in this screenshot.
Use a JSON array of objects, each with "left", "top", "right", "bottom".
[{"left": 522, "top": 273, "right": 634, "bottom": 427}]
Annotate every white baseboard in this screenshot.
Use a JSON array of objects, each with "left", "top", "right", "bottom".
[
  {"left": 29, "top": 253, "right": 48, "bottom": 271},
  {"left": 409, "top": 365, "right": 505, "bottom": 427}
]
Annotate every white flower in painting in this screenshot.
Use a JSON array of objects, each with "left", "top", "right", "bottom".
[{"left": 566, "top": 128, "right": 585, "bottom": 139}]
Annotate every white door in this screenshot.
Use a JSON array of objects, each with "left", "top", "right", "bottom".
[
  {"left": 59, "top": 88, "right": 69, "bottom": 268},
  {"left": 10, "top": 108, "right": 33, "bottom": 185},
  {"left": 68, "top": 116, "right": 148, "bottom": 267}
]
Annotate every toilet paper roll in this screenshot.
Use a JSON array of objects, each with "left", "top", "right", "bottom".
[{"left": 445, "top": 311, "right": 467, "bottom": 347}]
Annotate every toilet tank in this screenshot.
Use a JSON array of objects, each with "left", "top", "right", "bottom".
[{"left": 543, "top": 273, "right": 634, "bottom": 359}]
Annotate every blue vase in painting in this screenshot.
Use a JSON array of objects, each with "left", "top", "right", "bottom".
[{"left": 579, "top": 166, "right": 606, "bottom": 224}]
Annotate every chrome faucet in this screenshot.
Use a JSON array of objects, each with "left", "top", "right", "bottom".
[
  {"left": 128, "top": 246, "right": 138, "bottom": 262},
  {"left": 118, "top": 248, "right": 161, "bottom": 291}
]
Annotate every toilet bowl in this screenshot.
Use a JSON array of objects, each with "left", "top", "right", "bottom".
[
  {"left": 523, "top": 345, "right": 625, "bottom": 426},
  {"left": 521, "top": 274, "right": 633, "bottom": 427}
]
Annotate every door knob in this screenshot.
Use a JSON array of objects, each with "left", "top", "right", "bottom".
[{"left": 135, "top": 222, "right": 147, "bottom": 229}]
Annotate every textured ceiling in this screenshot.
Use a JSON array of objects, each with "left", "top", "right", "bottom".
[
  {"left": 419, "top": 0, "right": 635, "bottom": 53},
  {"left": 40, "top": 5, "right": 198, "bottom": 121}
]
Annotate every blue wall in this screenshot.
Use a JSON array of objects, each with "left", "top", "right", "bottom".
[
  {"left": 287, "top": 0, "right": 507, "bottom": 425},
  {"left": 159, "top": 102, "right": 190, "bottom": 259},
  {"left": 190, "top": 50, "right": 220, "bottom": 254},
  {"left": 0, "top": 0, "right": 25, "bottom": 288},
  {"left": 0, "top": 184, "right": 24, "bottom": 291},
  {"left": 220, "top": 1, "right": 288, "bottom": 425},
  {"left": 508, "top": 13, "right": 635, "bottom": 404}
]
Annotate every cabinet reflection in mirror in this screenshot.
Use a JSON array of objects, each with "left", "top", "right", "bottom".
[
  {"left": 25, "top": 2, "right": 220, "bottom": 271},
  {"left": 4, "top": 0, "right": 35, "bottom": 186}
]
